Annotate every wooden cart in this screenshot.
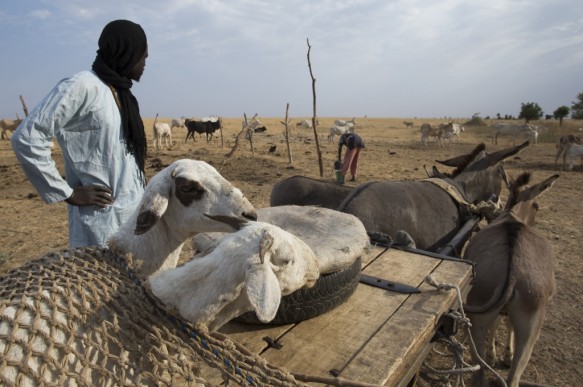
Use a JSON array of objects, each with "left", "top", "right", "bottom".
[{"left": 219, "top": 244, "right": 474, "bottom": 386}]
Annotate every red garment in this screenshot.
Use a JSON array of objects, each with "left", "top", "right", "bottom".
[{"left": 341, "top": 146, "right": 361, "bottom": 177}]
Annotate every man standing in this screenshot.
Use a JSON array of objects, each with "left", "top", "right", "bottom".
[
  {"left": 337, "top": 131, "right": 365, "bottom": 184},
  {"left": 11, "top": 20, "right": 149, "bottom": 247}
]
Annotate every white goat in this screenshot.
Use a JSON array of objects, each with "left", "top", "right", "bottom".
[
  {"left": 153, "top": 113, "right": 172, "bottom": 150},
  {"left": 464, "top": 172, "right": 559, "bottom": 387},
  {"left": 150, "top": 221, "right": 320, "bottom": 332},
  {"left": 564, "top": 142, "right": 583, "bottom": 171},
  {"left": 109, "top": 159, "right": 257, "bottom": 277},
  {"left": 555, "top": 134, "right": 582, "bottom": 170},
  {"left": 327, "top": 124, "right": 354, "bottom": 143},
  {"left": 193, "top": 205, "right": 369, "bottom": 275},
  {"left": 491, "top": 123, "right": 536, "bottom": 145}
]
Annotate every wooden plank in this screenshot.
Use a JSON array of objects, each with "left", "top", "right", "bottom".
[
  {"left": 257, "top": 249, "right": 441, "bottom": 378},
  {"left": 218, "top": 321, "right": 293, "bottom": 354},
  {"left": 340, "top": 259, "right": 474, "bottom": 385},
  {"left": 361, "top": 245, "right": 387, "bottom": 267}
]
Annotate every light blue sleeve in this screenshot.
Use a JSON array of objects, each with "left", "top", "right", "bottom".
[{"left": 11, "top": 77, "right": 80, "bottom": 203}]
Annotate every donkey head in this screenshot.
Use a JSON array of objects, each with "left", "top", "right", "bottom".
[
  {"left": 502, "top": 172, "right": 560, "bottom": 226},
  {"left": 435, "top": 141, "right": 530, "bottom": 204}
]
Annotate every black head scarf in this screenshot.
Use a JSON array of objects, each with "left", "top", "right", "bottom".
[{"left": 92, "top": 19, "right": 148, "bottom": 185}]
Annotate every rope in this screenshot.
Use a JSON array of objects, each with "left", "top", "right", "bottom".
[
  {"left": 0, "top": 247, "right": 305, "bottom": 387},
  {"left": 422, "top": 274, "right": 508, "bottom": 387}
]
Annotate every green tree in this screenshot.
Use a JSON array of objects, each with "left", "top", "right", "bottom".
[
  {"left": 571, "top": 92, "right": 583, "bottom": 119},
  {"left": 518, "top": 102, "right": 543, "bottom": 123},
  {"left": 553, "top": 106, "right": 570, "bottom": 126}
]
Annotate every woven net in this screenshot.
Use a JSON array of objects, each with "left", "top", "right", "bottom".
[{"left": 0, "top": 247, "right": 304, "bottom": 386}]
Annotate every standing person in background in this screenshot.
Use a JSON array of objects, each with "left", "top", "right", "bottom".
[
  {"left": 337, "top": 131, "right": 365, "bottom": 184},
  {"left": 11, "top": 19, "right": 149, "bottom": 247}
]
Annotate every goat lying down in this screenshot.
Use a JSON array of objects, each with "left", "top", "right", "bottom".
[
  {"left": 150, "top": 221, "right": 320, "bottom": 332},
  {"left": 193, "top": 205, "right": 369, "bottom": 275},
  {"left": 464, "top": 171, "right": 559, "bottom": 387}
]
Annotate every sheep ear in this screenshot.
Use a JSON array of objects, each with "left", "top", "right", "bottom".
[
  {"left": 134, "top": 173, "right": 172, "bottom": 235},
  {"left": 246, "top": 263, "right": 281, "bottom": 322}
]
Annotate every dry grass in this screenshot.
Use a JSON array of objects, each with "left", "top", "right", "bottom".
[{"left": 1, "top": 116, "right": 582, "bottom": 385}]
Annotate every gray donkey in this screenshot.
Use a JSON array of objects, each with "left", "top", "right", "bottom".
[
  {"left": 464, "top": 171, "right": 560, "bottom": 387},
  {"left": 337, "top": 142, "right": 529, "bottom": 251}
]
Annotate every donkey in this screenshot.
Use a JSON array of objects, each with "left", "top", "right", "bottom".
[
  {"left": 464, "top": 171, "right": 559, "bottom": 387},
  {"left": 270, "top": 175, "right": 354, "bottom": 209},
  {"left": 336, "top": 141, "right": 530, "bottom": 251}
]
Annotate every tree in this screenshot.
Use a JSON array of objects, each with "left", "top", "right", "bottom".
[
  {"left": 571, "top": 92, "right": 583, "bottom": 119},
  {"left": 518, "top": 102, "right": 543, "bottom": 123},
  {"left": 553, "top": 106, "right": 570, "bottom": 126}
]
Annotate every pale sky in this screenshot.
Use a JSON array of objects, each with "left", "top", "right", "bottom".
[{"left": 1, "top": 0, "right": 582, "bottom": 120}]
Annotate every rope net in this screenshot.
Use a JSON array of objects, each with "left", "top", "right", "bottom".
[{"left": 0, "top": 247, "right": 304, "bottom": 386}]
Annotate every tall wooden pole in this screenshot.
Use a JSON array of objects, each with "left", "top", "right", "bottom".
[{"left": 306, "top": 39, "right": 323, "bottom": 177}]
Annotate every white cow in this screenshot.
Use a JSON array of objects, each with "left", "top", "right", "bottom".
[
  {"left": 296, "top": 119, "right": 318, "bottom": 130},
  {"left": 565, "top": 143, "right": 583, "bottom": 171},
  {"left": 492, "top": 123, "right": 536, "bottom": 145},
  {"left": 171, "top": 117, "right": 186, "bottom": 131},
  {"left": 334, "top": 117, "right": 357, "bottom": 127},
  {"left": 440, "top": 122, "right": 465, "bottom": 144},
  {"left": 327, "top": 125, "right": 354, "bottom": 143}
]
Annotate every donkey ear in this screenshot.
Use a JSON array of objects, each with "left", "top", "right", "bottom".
[
  {"left": 245, "top": 264, "right": 281, "bottom": 322},
  {"left": 134, "top": 171, "right": 173, "bottom": 235},
  {"left": 532, "top": 174, "right": 560, "bottom": 198}
]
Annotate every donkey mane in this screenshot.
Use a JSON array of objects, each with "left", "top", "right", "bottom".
[{"left": 451, "top": 143, "right": 486, "bottom": 177}]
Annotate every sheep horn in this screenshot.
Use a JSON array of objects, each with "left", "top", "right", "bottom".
[
  {"left": 204, "top": 214, "right": 248, "bottom": 230},
  {"left": 258, "top": 231, "right": 274, "bottom": 264}
]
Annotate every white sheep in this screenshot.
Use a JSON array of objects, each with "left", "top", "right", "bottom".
[
  {"left": 149, "top": 221, "right": 320, "bottom": 332},
  {"left": 153, "top": 113, "right": 172, "bottom": 150},
  {"left": 109, "top": 158, "right": 257, "bottom": 277}
]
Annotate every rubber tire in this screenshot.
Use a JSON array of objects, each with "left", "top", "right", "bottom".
[{"left": 235, "top": 256, "right": 362, "bottom": 325}]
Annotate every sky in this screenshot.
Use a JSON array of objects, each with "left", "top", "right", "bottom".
[{"left": 1, "top": 0, "right": 582, "bottom": 120}]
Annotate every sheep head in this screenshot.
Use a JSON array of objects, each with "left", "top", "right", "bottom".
[
  {"left": 244, "top": 225, "right": 320, "bottom": 324},
  {"left": 133, "top": 159, "right": 257, "bottom": 236}
]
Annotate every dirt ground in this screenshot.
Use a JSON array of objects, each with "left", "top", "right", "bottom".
[{"left": 1, "top": 117, "right": 581, "bottom": 386}]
